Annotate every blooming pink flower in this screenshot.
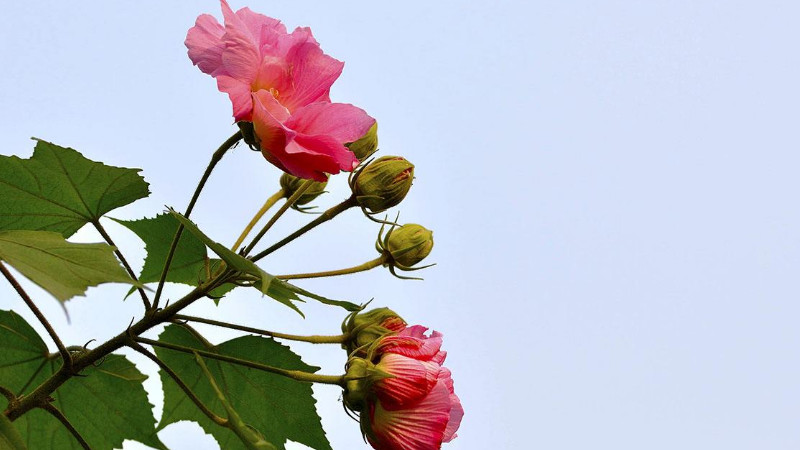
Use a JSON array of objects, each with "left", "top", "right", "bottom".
[
  {"left": 363, "top": 326, "right": 463, "bottom": 450},
  {"left": 186, "top": 1, "right": 375, "bottom": 181}
]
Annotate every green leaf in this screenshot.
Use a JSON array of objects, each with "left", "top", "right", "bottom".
[
  {"left": 0, "top": 310, "right": 165, "bottom": 449},
  {"left": 156, "top": 324, "right": 331, "bottom": 450},
  {"left": 169, "top": 210, "right": 361, "bottom": 313},
  {"left": 0, "top": 414, "right": 27, "bottom": 450},
  {"left": 116, "top": 214, "right": 209, "bottom": 286},
  {"left": 0, "top": 139, "right": 149, "bottom": 237},
  {"left": 0, "top": 230, "right": 141, "bottom": 302}
]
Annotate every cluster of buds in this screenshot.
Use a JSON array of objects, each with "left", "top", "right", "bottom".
[{"left": 341, "top": 309, "right": 463, "bottom": 450}]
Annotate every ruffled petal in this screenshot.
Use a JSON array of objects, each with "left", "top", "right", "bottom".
[
  {"left": 278, "top": 29, "right": 344, "bottom": 111},
  {"left": 438, "top": 368, "right": 463, "bottom": 442},
  {"left": 282, "top": 134, "right": 355, "bottom": 181},
  {"left": 374, "top": 354, "right": 440, "bottom": 410},
  {"left": 369, "top": 380, "right": 452, "bottom": 450},
  {"left": 218, "top": 0, "right": 261, "bottom": 83},
  {"left": 185, "top": 14, "right": 225, "bottom": 75},
  {"left": 286, "top": 102, "right": 376, "bottom": 144},
  {"left": 377, "top": 326, "right": 444, "bottom": 361},
  {"left": 217, "top": 76, "right": 255, "bottom": 121}
]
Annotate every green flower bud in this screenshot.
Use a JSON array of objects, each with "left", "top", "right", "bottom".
[
  {"left": 279, "top": 173, "right": 327, "bottom": 206},
  {"left": 346, "top": 122, "right": 379, "bottom": 161},
  {"left": 385, "top": 224, "right": 434, "bottom": 268},
  {"left": 343, "top": 357, "right": 392, "bottom": 412},
  {"left": 353, "top": 156, "right": 414, "bottom": 213},
  {"left": 343, "top": 307, "right": 406, "bottom": 355}
]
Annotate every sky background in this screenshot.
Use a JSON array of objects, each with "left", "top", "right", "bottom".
[{"left": 1, "top": 0, "right": 799, "bottom": 449}]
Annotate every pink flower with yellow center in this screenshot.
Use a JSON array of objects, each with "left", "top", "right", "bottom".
[{"left": 186, "top": 0, "right": 375, "bottom": 181}]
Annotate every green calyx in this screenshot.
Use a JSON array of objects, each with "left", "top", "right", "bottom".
[
  {"left": 351, "top": 156, "right": 414, "bottom": 214},
  {"left": 346, "top": 122, "right": 379, "bottom": 161},
  {"left": 343, "top": 357, "right": 394, "bottom": 412},
  {"left": 342, "top": 307, "right": 406, "bottom": 356},
  {"left": 385, "top": 224, "right": 434, "bottom": 268},
  {"left": 279, "top": 173, "right": 328, "bottom": 207}
]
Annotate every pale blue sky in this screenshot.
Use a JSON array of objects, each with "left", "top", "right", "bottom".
[{"left": 1, "top": 1, "right": 799, "bottom": 449}]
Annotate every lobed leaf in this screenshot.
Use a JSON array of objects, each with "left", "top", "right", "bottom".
[
  {"left": 155, "top": 324, "right": 331, "bottom": 450},
  {"left": 0, "top": 310, "right": 164, "bottom": 449},
  {"left": 0, "top": 139, "right": 149, "bottom": 237},
  {"left": 0, "top": 230, "right": 141, "bottom": 303}
]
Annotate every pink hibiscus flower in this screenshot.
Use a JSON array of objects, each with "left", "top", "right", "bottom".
[
  {"left": 363, "top": 326, "right": 464, "bottom": 450},
  {"left": 186, "top": 0, "right": 375, "bottom": 181}
]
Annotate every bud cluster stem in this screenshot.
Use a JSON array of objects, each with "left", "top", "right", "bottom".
[
  {"left": 231, "top": 189, "right": 285, "bottom": 252},
  {"left": 277, "top": 254, "right": 388, "bottom": 280},
  {"left": 173, "top": 314, "right": 350, "bottom": 344}
]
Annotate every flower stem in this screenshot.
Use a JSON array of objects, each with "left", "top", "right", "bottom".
[
  {"left": 242, "top": 180, "right": 314, "bottom": 256},
  {"left": 0, "top": 261, "right": 72, "bottom": 372},
  {"left": 127, "top": 340, "right": 227, "bottom": 427},
  {"left": 92, "top": 218, "right": 151, "bottom": 310},
  {"left": 277, "top": 254, "right": 388, "bottom": 280},
  {"left": 41, "top": 404, "right": 90, "bottom": 450},
  {"left": 231, "top": 189, "right": 284, "bottom": 252},
  {"left": 173, "top": 314, "right": 350, "bottom": 344},
  {"left": 134, "top": 336, "right": 345, "bottom": 386},
  {"left": 250, "top": 196, "right": 358, "bottom": 262},
  {"left": 152, "top": 131, "right": 241, "bottom": 311}
]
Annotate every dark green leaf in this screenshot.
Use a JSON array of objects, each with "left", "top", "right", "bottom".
[
  {"left": 0, "top": 139, "right": 149, "bottom": 237},
  {"left": 0, "top": 310, "right": 164, "bottom": 449},
  {"left": 0, "top": 230, "right": 141, "bottom": 302},
  {"left": 169, "top": 210, "right": 361, "bottom": 313},
  {"left": 0, "top": 414, "right": 27, "bottom": 450},
  {"left": 156, "top": 324, "right": 331, "bottom": 450}
]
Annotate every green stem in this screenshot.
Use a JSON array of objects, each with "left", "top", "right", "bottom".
[
  {"left": 173, "top": 314, "right": 350, "bottom": 344},
  {"left": 277, "top": 255, "right": 388, "bottom": 280},
  {"left": 127, "top": 340, "right": 227, "bottom": 427},
  {"left": 134, "top": 336, "right": 345, "bottom": 386},
  {"left": 3, "top": 270, "right": 234, "bottom": 422},
  {"left": 231, "top": 189, "right": 285, "bottom": 252},
  {"left": 92, "top": 218, "right": 151, "bottom": 310},
  {"left": 0, "top": 386, "right": 14, "bottom": 402},
  {"left": 242, "top": 180, "right": 314, "bottom": 256},
  {"left": 0, "top": 261, "right": 72, "bottom": 372},
  {"left": 152, "top": 131, "right": 241, "bottom": 310},
  {"left": 250, "top": 196, "right": 358, "bottom": 262},
  {"left": 41, "top": 404, "right": 90, "bottom": 450}
]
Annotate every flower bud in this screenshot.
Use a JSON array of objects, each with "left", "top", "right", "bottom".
[
  {"left": 346, "top": 122, "right": 379, "bottom": 161},
  {"left": 343, "top": 308, "right": 406, "bottom": 355},
  {"left": 353, "top": 156, "right": 414, "bottom": 213},
  {"left": 343, "top": 357, "right": 370, "bottom": 411},
  {"left": 280, "top": 173, "right": 327, "bottom": 206},
  {"left": 385, "top": 224, "right": 434, "bottom": 268}
]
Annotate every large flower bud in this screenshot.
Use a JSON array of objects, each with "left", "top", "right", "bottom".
[
  {"left": 385, "top": 224, "right": 434, "bottom": 268},
  {"left": 353, "top": 156, "right": 414, "bottom": 213},
  {"left": 280, "top": 173, "right": 327, "bottom": 206},
  {"left": 346, "top": 122, "right": 379, "bottom": 161},
  {"left": 343, "top": 308, "right": 406, "bottom": 355}
]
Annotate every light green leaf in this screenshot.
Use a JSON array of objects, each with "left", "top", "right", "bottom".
[
  {"left": 156, "top": 324, "right": 331, "bottom": 450},
  {"left": 0, "top": 310, "right": 165, "bottom": 450},
  {"left": 0, "top": 414, "right": 27, "bottom": 450},
  {"left": 0, "top": 139, "right": 149, "bottom": 237},
  {"left": 169, "top": 210, "right": 361, "bottom": 313},
  {"left": 0, "top": 230, "right": 141, "bottom": 302}
]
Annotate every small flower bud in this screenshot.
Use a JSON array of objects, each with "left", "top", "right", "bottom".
[
  {"left": 353, "top": 156, "right": 414, "bottom": 213},
  {"left": 280, "top": 173, "right": 327, "bottom": 206},
  {"left": 343, "top": 308, "right": 406, "bottom": 355},
  {"left": 343, "top": 357, "right": 370, "bottom": 411},
  {"left": 385, "top": 224, "right": 434, "bottom": 268},
  {"left": 346, "top": 122, "right": 379, "bottom": 161}
]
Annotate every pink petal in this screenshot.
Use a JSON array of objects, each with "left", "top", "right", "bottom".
[
  {"left": 374, "top": 354, "right": 440, "bottom": 410},
  {"left": 185, "top": 14, "right": 225, "bottom": 75},
  {"left": 377, "top": 327, "right": 444, "bottom": 361},
  {"left": 369, "top": 380, "right": 452, "bottom": 450},
  {"left": 219, "top": 1, "right": 261, "bottom": 83},
  {"left": 286, "top": 102, "right": 376, "bottom": 144},
  {"left": 282, "top": 134, "right": 355, "bottom": 180},
  {"left": 217, "top": 76, "right": 255, "bottom": 121},
  {"left": 253, "top": 89, "right": 290, "bottom": 122},
  {"left": 278, "top": 30, "right": 344, "bottom": 111},
  {"left": 438, "top": 368, "right": 463, "bottom": 442}
]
